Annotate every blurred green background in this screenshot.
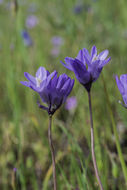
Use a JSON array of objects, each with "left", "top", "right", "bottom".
[{"left": 1, "top": 0, "right": 127, "bottom": 189}]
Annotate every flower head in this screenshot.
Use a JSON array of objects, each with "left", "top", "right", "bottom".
[
  {"left": 116, "top": 74, "right": 127, "bottom": 107},
  {"left": 20, "top": 67, "right": 74, "bottom": 115},
  {"left": 61, "top": 45, "right": 111, "bottom": 92}
]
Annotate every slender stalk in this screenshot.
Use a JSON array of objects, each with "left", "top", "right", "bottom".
[
  {"left": 88, "top": 91, "right": 104, "bottom": 190},
  {"left": 48, "top": 115, "right": 57, "bottom": 190}
]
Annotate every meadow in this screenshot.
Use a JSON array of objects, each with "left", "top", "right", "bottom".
[{"left": 1, "top": 0, "right": 127, "bottom": 189}]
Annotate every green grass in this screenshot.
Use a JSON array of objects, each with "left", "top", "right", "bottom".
[{"left": 1, "top": 0, "right": 127, "bottom": 189}]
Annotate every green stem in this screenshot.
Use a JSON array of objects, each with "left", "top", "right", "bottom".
[
  {"left": 102, "top": 74, "right": 127, "bottom": 185},
  {"left": 48, "top": 115, "right": 57, "bottom": 190},
  {"left": 88, "top": 91, "right": 104, "bottom": 190}
]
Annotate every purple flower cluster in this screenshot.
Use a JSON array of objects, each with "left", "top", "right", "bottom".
[
  {"left": 21, "top": 45, "right": 112, "bottom": 113},
  {"left": 61, "top": 45, "right": 111, "bottom": 91},
  {"left": 21, "top": 67, "right": 74, "bottom": 115}
]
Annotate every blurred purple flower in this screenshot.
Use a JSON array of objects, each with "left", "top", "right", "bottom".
[
  {"left": 0, "top": 0, "right": 3, "bottom": 5},
  {"left": 21, "top": 30, "right": 33, "bottom": 47},
  {"left": 73, "top": 4, "right": 84, "bottom": 14},
  {"left": 51, "top": 36, "right": 64, "bottom": 47},
  {"left": 26, "top": 15, "right": 38, "bottom": 29},
  {"left": 50, "top": 48, "right": 60, "bottom": 57},
  {"left": 116, "top": 74, "right": 127, "bottom": 106},
  {"left": 61, "top": 45, "right": 111, "bottom": 92},
  {"left": 13, "top": 168, "right": 17, "bottom": 172},
  {"left": 20, "top": 67, "right": 74, "bottom": 115},
  {"left": 65, "top": 96, "right": 77, "bottom": 111}
]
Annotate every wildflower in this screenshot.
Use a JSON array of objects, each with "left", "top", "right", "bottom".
[
  {"left": 13, "top": 168, "right": 17, "bottom": 172},
  {"left": 21, "top": 30, "right": 33, "bottom": 47},
  {"left": 51, "top": 36, "right": 64, "bottom": 47},
  {"left": 61, "top": 45, "right": 111, "bottom": 92},
  {"left": 115, "top": 74, "right": 127, "bottom": 107},
  {"left": 20, "top": 67, "right": 74, "bottom": 115},
  {"left": 65, "top": 96, "right": 77, "bottom": 110},
  {"left": 26, "top": 15, "right": 38, "bottom": 29},
  {"left": 73, "top": 4, "right": 84, "bottom": 14},
  {"left": 51, "top": 36, "right": 64, "bottom": 57}
]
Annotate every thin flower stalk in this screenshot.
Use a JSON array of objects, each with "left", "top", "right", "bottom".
[
  {"left": 48, "top": 115, "right": 57, "bottom": 190},
  {"left": 88, "top": 91, "right": 104, "bottom": 190}
]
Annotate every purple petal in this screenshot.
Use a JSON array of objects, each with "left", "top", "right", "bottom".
[
  {"left": 123, "top": 95, "right": 127, "bottom": 105},
  {"left": 60, "top": 57, "right": 74, "bottom": 71},
  {"left": 20, "top": 81, "right": 30, "bottom": 87},
  {"left": 83, "top": 49, "right": 91, "bottom": 66},
  {"left": 91, "top": 45, "right": 97, "bottom": 60},
  {"left": 39, "top": 88, "right": 50, "bottom": 105},
  {"left": 36, "top": 67, "right": 47, "bottom": 81},
  {"left": 100, "top": 57, "right": 111, "bottom": 67},
  {"left": 24, "top": 72, "right": 36, "bottom": 85},
  {"left": 71, "top": 59, "right": 90, "bottom": 84},
  {"left": 46, "top": 71, "right": 57, "bottom": 86},
  {"left": 88, "top": 60, "right": 102, "bottom": 81},
  {"left": 20, "top": 81, "right": 38, "bottom": 91},
  {"left": 66, "top": 79, "right": 74, "bottom": 96},
  {"left": 120, "top": 74, "right": 127, "bottom": 93},
  {"left": 62, "top": 79, "right": 74, "bottom": 102},
  {"left": 120, "top": 74, "right": 127, "bottom": 84},
  {"left": 76, "top": 49, "right": 85, "bottom": 63},
  {"left": 51, "top": 73, "right": 58, "bottom": 87},
  {"left": 61, "top": 78, "right": 71, "bottom": 92},
  {"left": 98, "top": 50, "right": 109, "bottom": 60},
  {"left": 83, "top": 48, "right": 91, "bottom": 63},
  {"left": 56, "top": 74, "right": 68, "bottom": 90},
  {"left": 116, "top": 75, "right": 124, "bottom": 95}
]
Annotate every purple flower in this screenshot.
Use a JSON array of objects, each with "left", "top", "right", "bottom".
[
  {"left": 51, "top": 36, "right": 64, "bottom": 47},
  {"left": 116, "top": 74, "right": 127, "bottom": 106},
  {"left": 65, "top": 96, "right": 77, "bottom": 111},
  {"left": 26, "top": 15, "right": 38, "bottom": 29},
  {"left": 73, "top": 4, "right": 84, "bottom": 14},
  {"left": 21, "top": 30, "right": 33, "bottom": 47},
  {"left": 61, "top": 45, "right": 111, "bottom": 92},
  {"left": 13, "top": 168, "right": 17, "bottom": 172},
  {"left": 20, "top": 67, "right": 74, "bottom": 115}
]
